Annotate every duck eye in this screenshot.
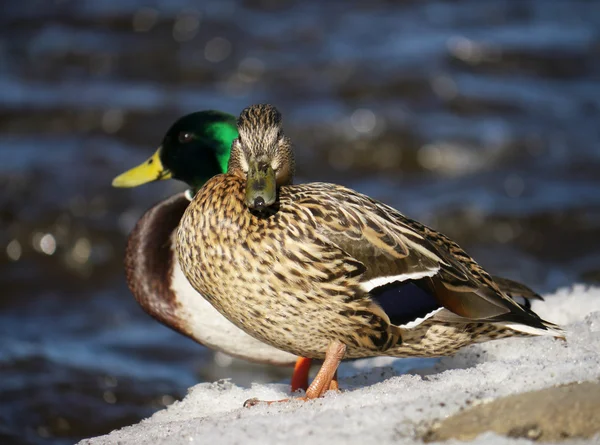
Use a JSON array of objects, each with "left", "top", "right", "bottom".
[{"left": 178, "top": 132, "right": 194, "bottom": 143}]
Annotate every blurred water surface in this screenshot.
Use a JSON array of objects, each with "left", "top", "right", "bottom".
[{"left": 1, "top": 1, "right": 599, "bottom": 443}]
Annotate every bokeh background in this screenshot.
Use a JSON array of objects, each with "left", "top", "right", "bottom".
[{"left": 1, "top": 1, "right": 599, "bottom": 444}]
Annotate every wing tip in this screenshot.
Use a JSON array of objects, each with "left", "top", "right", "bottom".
[{"left": 501, "top": 319, "right": 565, "bottom": 340}]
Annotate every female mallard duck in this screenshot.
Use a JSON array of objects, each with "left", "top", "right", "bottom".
[
  {"left": 111, "top": 110, "right": 313, "bottom": 387},
  {"left": 176, "top": 104, "right": 563, "bottom": 405}
]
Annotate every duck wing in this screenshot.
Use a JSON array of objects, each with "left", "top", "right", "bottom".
[
  {"left": 491, "top": 275, "right": 544, "bottom": 308},
  {"left": 286, "top": 183, "right": 559, "bottom": 334}
]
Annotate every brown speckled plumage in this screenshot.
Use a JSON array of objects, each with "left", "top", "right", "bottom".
[
  {"left": 175, "top": 104, "right": 563, "bottom": 363},
  {"left": 123, "top": 191, "right": 300, "bottom": 367}
]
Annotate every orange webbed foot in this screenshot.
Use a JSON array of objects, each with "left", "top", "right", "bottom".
[{"left": 243, "top": 342, "right": 345, "bottom": 408}]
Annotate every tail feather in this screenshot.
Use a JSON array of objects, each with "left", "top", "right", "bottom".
[
  {"left": 492, "top": 275, "right": 545, "bottom": 309},
  {"left": 499, "top": 319, "right": 565, "bottom": 340}
]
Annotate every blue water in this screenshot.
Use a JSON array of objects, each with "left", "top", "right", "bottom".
[{"left": 1, "top": 1, "right": 599, "bottom": 443}]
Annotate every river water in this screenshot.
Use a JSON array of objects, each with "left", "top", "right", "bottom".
[{"left": 1, "top": 1, "right": 599, "bottom": 443}]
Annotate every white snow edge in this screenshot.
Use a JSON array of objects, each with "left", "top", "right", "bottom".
[{"left": 80, "top": 284, "right": 600, "bottom": 445}]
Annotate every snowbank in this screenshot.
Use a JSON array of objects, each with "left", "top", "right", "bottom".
[{"left": 81, "top": 285, "right": 600, "bottom": 445}]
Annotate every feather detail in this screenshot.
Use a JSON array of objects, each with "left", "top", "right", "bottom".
[
  {"left": 400, "top": 308, "right": 444, "bottom": 329},
  {"left": 497, "top": 321, "right": 565, "bottom": 339},
  {"left": 360, "top": 269, "right": 439, "bottom": 293}
]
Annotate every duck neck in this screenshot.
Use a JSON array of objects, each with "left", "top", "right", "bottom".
[{"left": 186, "top": 133, "right": 234, "bottom": 194}]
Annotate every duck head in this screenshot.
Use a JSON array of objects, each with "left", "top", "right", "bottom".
[
  {"left": 112, "top": 111, "right": 238, "bottom": 193},
  {"left": 228, "top": 104, "right": 295, "bottom": 210}
]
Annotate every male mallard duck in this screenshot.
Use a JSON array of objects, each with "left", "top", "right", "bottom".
[
  {"left": 112, "top": 111, "right": 309, "bottom": 386},
  {"left": 176, "top": 104, "right": 563, "bottom": 404}
]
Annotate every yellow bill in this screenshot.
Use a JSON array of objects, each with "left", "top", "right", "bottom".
[{"left": 112, "top": 147, "right": 172, "bottom": 188}]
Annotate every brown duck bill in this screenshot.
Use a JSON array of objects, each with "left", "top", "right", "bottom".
[{"left": 245, "top": 160, "right": 277, "bottom": 210}]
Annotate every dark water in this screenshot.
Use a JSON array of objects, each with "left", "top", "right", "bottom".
[{"left": 1, "top": 1, "right": 599, "bottom": 443}]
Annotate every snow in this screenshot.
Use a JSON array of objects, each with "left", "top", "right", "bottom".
[{"left": 81, "top": 285, "right": 600, "bottom": 445}]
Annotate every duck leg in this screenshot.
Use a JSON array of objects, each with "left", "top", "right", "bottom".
[
  {"left": 328, "top": 370, "right": 339, "bottom": 391},
  {"left": 291, "top": 357, "right": 312, "bottom": 392},
  {"left": 244, "top": 340, "right": 346, "bottom": 407},
  {"left": 291, "top": 358, "right": 339, "bottom": 393},
  {"left": 304, "top": 341, "right": 345, "bottom": 399}
]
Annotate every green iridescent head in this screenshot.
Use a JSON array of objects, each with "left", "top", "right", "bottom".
[{"left": 112, "top": 110, "right": 238, "bottom": 192}]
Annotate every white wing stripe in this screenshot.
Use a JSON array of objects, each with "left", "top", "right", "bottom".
[
  {"left": 399, "top": 308, "right": 444, "bottom": 329},
  {"left": 360, "top": 267, "right": 439, "bottom": 293}
]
